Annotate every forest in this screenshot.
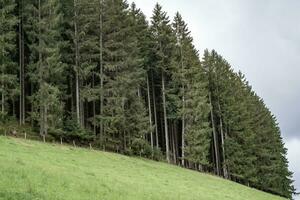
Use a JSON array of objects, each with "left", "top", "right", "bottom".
[{"left": 0, "top": 0, "right": 295, "bottom": 198}]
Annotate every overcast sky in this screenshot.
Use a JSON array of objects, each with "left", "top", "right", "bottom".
[{"left": 128, "top": 0, "right": 300, "bottom": 197}]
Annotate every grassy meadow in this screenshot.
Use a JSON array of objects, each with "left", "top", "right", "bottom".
[{"left": 0, "top": 136, "right": 285, "bottom": 200}]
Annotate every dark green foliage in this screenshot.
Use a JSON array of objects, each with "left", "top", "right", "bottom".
[
  {"left": 149, "top": 3, "right": 176, "bottom": 163},
  {"left": 23, "top": 0, "right": 66, "bottom": 136},
  {"left": 203, "top": 50, "right": 295, "bottom": 198},
  {"left": 0, "top": 0, "right": 18, "bottom": 117},
  {"left": 60, "top": 118, "right": 93, "bottom": 142},
  {"left": 172, "top": 13, "right": 211, "bottom": 167}
]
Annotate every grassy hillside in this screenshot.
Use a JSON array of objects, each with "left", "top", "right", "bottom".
[{"left": 0, "top": 136, "right": 285, "bottom": 200}]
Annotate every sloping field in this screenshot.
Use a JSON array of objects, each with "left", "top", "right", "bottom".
[{"left": 0, "top": 136, "right": 284, "bottom": 200}]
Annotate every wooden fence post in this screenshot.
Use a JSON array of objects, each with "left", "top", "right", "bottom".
[{"left": 24, "top": 132, "right": 27, "bottom": 140}]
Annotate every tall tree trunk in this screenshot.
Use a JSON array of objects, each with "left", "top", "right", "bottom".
[
  {"left": 93, "top": 73, "right": 96, "bottom": 137},
  {"left": 21, "top": 0, "right": 25, "bottom": 124},
  {"left": 146, "top": 74, "right": 154, "bottom": 149},
  {"left": 38, "top": 0, "right": 43, "bottom": 136},
  {"left": 99, "top": 0, "right": 104, "bottom": 143},
  {"left": 218, "top": 99, "right": 228, "bottom": 178},
  {"left": 162, "top": 72, "right": 170, "bottom": 163},
  {"left": 19, "top": 0, "right": 23, "bottom": 125},
  {"left": 1, "top": 92, "right": 4, "bottom": 113},
  {"left": 74, "top": 0, "right": 80, "bottom": 125},
  {"left": 1, "top": 17, "right": 4, "bottom": 114},
  {"left": 180, "top": 45, "right": 185, "bottom": 166},
  {"left": 151, "top": 71, "right": 159, "bottom": 148},
  {"left": 21, "top": 16, "right": 25, "bottom": 124},
  {"left": 209, "top": 92, "right": 220, "bottom": 176}
]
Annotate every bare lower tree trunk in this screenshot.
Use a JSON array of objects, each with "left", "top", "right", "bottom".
[
  {"left": 181, "top": 94, "right": 185, "bottom": 166},
  {"left": 174, "top": 122, "right": 179, "bottom": 164},
  {"left": 146, "top": 75, "right": 154, "bottom": 149},
  {"left": 216, "top": 86, "right": 228, "bottom": 178},
  {"left": 70, "top": 76, "right": 74, "bottom": 112},
  {"left": 80, "top": 99, "right": 84, "bottom": 127},
  {"left": 172, "top": 122, "right": 176, "bottom": 164},
  {"left": 209, "top": 92, "right": 220, "bottom": 176},
  {"left": 151, "top": 72, "right": 159, "bottom": 148},
  {"left": 1, "top": 92, "right": 4, "bottom": 113},
  {"left": 162, "top": 72, "right": 170, "bottom": 163},
  {"left": 92, "top": 74, "right": 96, "bottom": 137},
  {"left": 220, "top": 117, "right": 228, "bottom": 178},
  {"left": 12, "top": 100, "right": 15, "bottom": 117},
  {"left": 40, "top": 105, "right": 44, "bottom": 136},
  {"left": 218, "top": 99, "right": 228, "bottom": 178},
  {"left": 30, "top": 83, "right": 33, "bottom": 126},
  {"left": 44, "top": 105, "right": 48, "bottom": 136},
  {"left": 225, "top": 127, "right": 230, "bottom": 179}
]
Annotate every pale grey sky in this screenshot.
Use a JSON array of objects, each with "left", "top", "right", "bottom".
[{"left": 128, "top": 0, "right": 300, "bottom": 197}]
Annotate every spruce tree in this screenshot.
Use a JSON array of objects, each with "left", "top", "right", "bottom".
[
  {"left": 150, "top": 3, "right": 175, "bottom": 163},
  {"left": 0, "top": 0, "right": 18, "bottom": 119},
  {"left": 99, "top": 0, "right": 149, "bottom": 153},
  {"left": 172, "top": 13, "right": 210, "bottom": 168},
  {"left": 129, "top": 2, "right": 154, "bottom": 150},
  {"left": 24, "top": 0, "right": 65, "bottom": 137}
]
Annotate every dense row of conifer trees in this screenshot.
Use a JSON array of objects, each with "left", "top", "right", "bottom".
[{"left": 0, "top": 0, "right": 295, "bottom": 198}]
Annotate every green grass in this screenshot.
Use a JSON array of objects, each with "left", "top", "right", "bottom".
[{"left": 0, "top": 136, "right": 285, "bottom": 200}]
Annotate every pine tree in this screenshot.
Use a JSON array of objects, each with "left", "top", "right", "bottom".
[
  {"left": 202, "top": 50, "right": 221, "bottom": 175},
  {"left": 0, "top": 0, "right": 18, "bottom": 119},
  {"left": 98, "top": 0, "right": 149, "bottom": 153},
  {"left": 129, "top": 2, "right": 154, "bottom": 150},
  {"left": 204, "top": 50, "right": 256, "bottom": 178},
  {"left": 24, "top": 0, "right": 65, "bottom": 138},
  {"left": 150, "top": 3, "right": 175, "bottom": 163},
  {"left": 72, "top": 0, "right": 99, "bottom": 128},
  {"left": 172, "top": 13, "right": 211, "bottom": 167}
]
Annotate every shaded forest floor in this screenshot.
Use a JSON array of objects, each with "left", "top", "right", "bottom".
[{"left": 0, "top": 136, "right": 285, "bottom": 200}]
